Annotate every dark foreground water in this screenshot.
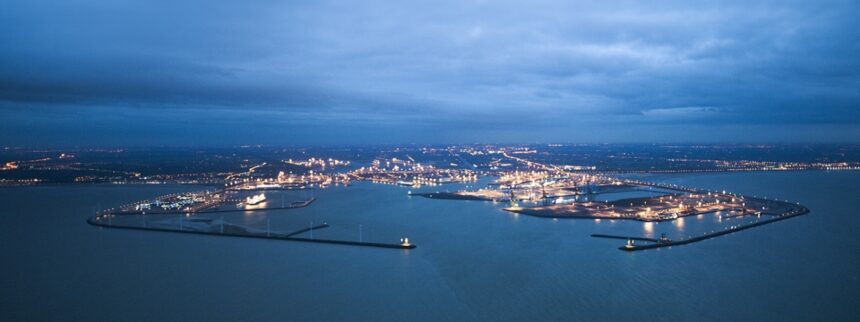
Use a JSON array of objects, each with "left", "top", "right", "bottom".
[{"left": 1, "top": 171, "right": 858, "bottom": 321}]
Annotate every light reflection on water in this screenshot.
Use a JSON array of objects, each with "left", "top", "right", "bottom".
[
  {"left": 643, "top": 221, "right": 654, "bottom": 234},
  {"left": 674, "top": 217, "right": 685, "bottom": 230}
]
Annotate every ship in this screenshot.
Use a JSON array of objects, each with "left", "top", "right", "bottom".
[
  {"left": 245, "top": 193, "right": 267, "bottom": 205},
  {"left": 252, "top": 183, "right": 281, "bottom": 190}
]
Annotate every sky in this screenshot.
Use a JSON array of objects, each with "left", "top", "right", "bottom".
[{"left": 1, "top": 0, "right": 859, "bottom": 147}]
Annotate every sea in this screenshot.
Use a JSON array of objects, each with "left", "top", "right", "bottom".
[{"left": 1, "top": 170, "right": 857, "bottom": 321}]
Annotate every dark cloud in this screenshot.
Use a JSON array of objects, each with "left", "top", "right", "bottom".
[{"left": 1, "top": 0, "right": 858, "bottom": 146}]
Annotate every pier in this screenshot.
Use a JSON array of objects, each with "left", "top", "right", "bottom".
[{"left": 86, "top": 215, "right": 416, "bottom": 250}]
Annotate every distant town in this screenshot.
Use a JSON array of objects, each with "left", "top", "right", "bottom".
[{"left": 1, "top": 144, "right": 858, "bottom": 186}]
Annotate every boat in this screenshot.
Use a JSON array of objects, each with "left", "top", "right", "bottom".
[{"left": 245, "top": 193, "right": 267, "bottom": 205}]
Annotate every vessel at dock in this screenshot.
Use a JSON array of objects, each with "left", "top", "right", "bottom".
[{"left": 244, "top": 193, "right": 267, "bottom": 205}]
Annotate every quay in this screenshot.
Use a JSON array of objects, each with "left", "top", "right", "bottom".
[
  {"left": 107, "top": 198, "right": 316, "bottom": 216},
  {"left": 226, "top": 185, "right": 309, "bottom": 191},
  {"left": 86, "top": 216, "right": 416, "bottom": 250}
]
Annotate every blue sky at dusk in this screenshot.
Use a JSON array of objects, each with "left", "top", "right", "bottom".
[{"left": 1, "top": 0, "right": 859, "bottom": 146}]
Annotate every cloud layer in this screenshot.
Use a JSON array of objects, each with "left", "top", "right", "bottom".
[{"left": 1, "top": 0, "right": 858, "bottom": 146}]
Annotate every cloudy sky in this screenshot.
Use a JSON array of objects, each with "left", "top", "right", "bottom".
[{"left": 1, "top": 0, "right": 858, "bottom": 146}]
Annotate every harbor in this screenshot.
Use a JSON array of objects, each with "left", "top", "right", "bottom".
[
  {"left": 411, "top": 152, "right": 814, "bottom": 251},
  {"left": 88, "top": 185, "right": 416, "bottom": 250},
  {"left": 7, "top": 166, "right": 852, "bottom": 321},
  {"left": 592, "top": 201, "right": 810, "bottom": 251},
  {"left": 102, "top": 189, "right": 317, "bottom": 216}
]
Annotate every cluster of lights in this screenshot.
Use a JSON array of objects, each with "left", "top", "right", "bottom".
[
  {"left": 285, "top": 157, "right": 350, "bottom": 170},
  {"left": 352, "top": 157, "right": 477, "bottom": 186},
  {"left": 125, "top": 191, "right": 219, "bottom": 213}
]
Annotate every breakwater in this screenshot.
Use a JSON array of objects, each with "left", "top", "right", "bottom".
[
  {"left": 605, "top": 204, "right": 809, "bottom": 251},
  {"left": 411, "top": 192, "right": 494, "bottom": 201},
  {"left": 86, "top": 216, "right": 415, "bottom": 250}
]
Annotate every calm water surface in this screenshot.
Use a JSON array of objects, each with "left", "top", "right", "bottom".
[{"left": 1, "top": 171, "right": 858, "bottom": 321}]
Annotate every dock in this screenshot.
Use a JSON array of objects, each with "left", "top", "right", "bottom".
[{"left": 108, "top": 197, "right": 316, "bottom": 216}]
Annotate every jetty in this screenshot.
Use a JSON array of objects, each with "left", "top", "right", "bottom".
[{"left": 86, "top": 215, "right": 415, "bottom": 250}]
